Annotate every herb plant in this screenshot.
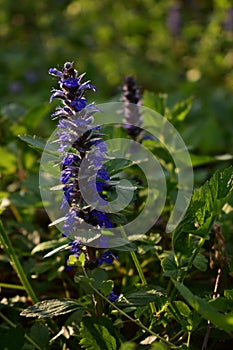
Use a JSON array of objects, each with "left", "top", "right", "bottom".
[{"left": 0, "top": 60, "right": 232, "bottom": 350}]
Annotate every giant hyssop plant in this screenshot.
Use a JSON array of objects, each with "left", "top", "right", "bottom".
[{"left": 0, "top": 61, "right": 233, "bottom": 350}]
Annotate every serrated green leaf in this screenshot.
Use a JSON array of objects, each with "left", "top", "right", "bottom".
[
  {"left": 173, "top": 167, "right": 233, "bottom": 260},
  {"left": 101, "top": 280, "right": 114, "bottom": 296},
  {"left": 173, "top": 280, "right": 233, "bottom": 333},
  {"left": 20, "top": 299, "right": 84, "bottom": 318},
  {"left": 18, "top": 134, "right": 58, "bottom": 156},
  {"left": 161, "top": 253, "right": 179, "bottom": 278},
  {"left": 18, "top": 134, "right": 46, "bottom": 152},
  {"left": 79, "top": 316, "right": 117, "bottom": 350}
]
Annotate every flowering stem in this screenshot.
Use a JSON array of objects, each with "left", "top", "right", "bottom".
[{"left": 0, "top": 219, "right": 38, "bottom": 304}]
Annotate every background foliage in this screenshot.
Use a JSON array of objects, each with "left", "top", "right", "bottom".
[{"left": 0, "top": 0, "right": 233, "bottom": 349}]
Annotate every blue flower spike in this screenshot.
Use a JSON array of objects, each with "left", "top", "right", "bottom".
[{"left": 49, "top": 61, "right": 115, "bottom": 267}]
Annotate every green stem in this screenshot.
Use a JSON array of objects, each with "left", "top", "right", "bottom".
[
  {"left": 90, "top": 284, "right": 178, "bottom": 349},
  {"left": 130, "top": 250, "right": 157, "bottom": 315},
  {"left": 187, "top": 332, "right": 191, "bottom": 347},
  {"left": 130, "top": 250, "right": 147, "bottom": 285},
  {"left": 168, "top": 227, "right": 214, "bottom": 306},
  {"left": 185, "top": 237, "right": 206, "bottom": 275},
  {"left": 0, "top": 312, "right": 43, "bottom": 350},
  {"left": 170, "top": 330, "right": 185, "bottom": 343},
  {"left": 167, "top": 237, "right": 207, "bottom": 304},
  {"left": 82, "top": 266, "right": 104, "bottom": 316},
  {"left": 0, "top": 283, "right": 25, "bottom": 290},
  {"left": 94, "top": 292, "right": 105, "bottom": 316},
  {"left": 0, "top": 219, "right": 38, "bottom": 304},
  {"left": 118, "top": 225, "right": 156, "bottom": 315}
]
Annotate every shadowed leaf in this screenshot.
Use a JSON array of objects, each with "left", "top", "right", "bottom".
[{"left": 20, "top": 299, "right": 84, "bottom": 318}]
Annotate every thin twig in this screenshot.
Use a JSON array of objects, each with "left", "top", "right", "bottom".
[
  {"left": 201, "top": 267, "right": 222, "bottom": 350},
  {"left": 0, "top": 219, "right": 38, "bottom": 304},
  {"left": 89, "top": 281, "right": 178, "bottom": 348}
]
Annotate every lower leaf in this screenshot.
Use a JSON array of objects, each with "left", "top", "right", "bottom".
[{"left": 173, "top": 280, "right": 233, "bottom": 333}]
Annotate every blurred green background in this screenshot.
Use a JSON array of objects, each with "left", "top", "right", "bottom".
[
  {"left": 1, "top": 0, "right": 233, "bottom": 153},
  {"left": 0, "top": 0, "right": 233, "bottom": 190}
]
